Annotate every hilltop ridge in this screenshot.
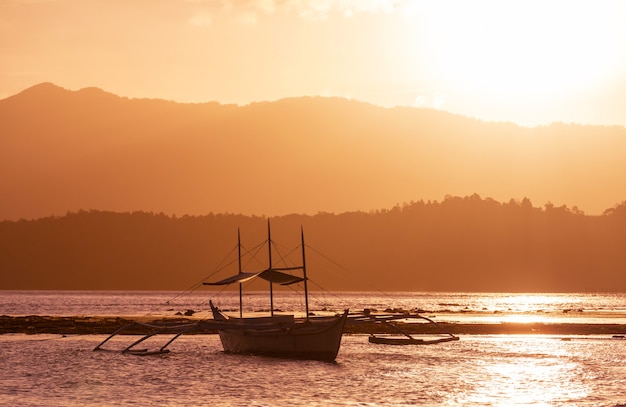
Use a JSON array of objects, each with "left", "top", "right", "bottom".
[
  {"left": 2, "top": 197, "right": 625, "bottom": 292},
  {"left": 1, "top": 83, "right": 625, "bottom": 220}
]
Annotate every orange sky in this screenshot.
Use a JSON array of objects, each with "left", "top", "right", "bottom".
[{"left": 1, "top": 0, "right": 625, "bottom": 127}]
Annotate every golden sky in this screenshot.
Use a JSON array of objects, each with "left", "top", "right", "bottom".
[{"left": 1, "top": 0, "right": 625, "bottom": 127}]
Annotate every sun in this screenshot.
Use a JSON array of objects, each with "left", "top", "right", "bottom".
[{"left": 422, "top": 1, "right": 625, "bottom": 104}]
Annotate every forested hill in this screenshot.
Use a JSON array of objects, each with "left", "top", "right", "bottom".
[{"left": 2, "top": 195, "right": 625, "bottom": 292}]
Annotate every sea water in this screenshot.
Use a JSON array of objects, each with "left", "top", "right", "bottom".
[
  {"left": 2, "top": 290, "right": 626, "bottom": 324},
  {"left": 1, "top": 291, "right": 626, "bottom": 406}
]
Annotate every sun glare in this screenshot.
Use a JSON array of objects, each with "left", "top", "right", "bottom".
[
  {"left": 499, "top": 314, "right": 549, "bottom": 324},
  {"left": 423, "top": 1, "right": 625, "bottom": 100}
]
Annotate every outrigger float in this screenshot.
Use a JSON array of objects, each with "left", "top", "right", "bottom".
[
  {"left": 92, "top": 310, "right": 459, "bottom": 356},
  {"left": 93, "top": 320, "right": 204, "bottom": 356},
  {"left": 348, "top": 311, "right": 460, "bottom": 345},
  {"left": 92, "top": 310, "right": 458, "bottom": 356},
  {"left": 93, "top": 222, "right": 459, "bottom": 359}
]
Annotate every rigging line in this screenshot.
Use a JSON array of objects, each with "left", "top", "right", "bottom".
[
  {"left": 195, "top": 244, "right": 265, "bottom": 310},
  {"left": 240, "top": 239, "right": 268, "bottom": 271},
  {"left": 198, "top": 237, "right": 273, "bottom": 310},
  {"left": 196, "top": 275, "right": 260, "bottom": 318},
  {"left": 199, "top": 240, "right": 293, "bottom": 313},
  {"left": 199, "top": 282, "right": 231, "bottom": 306},
  {"left": 304, "top": 242, "right": 397, "bottom": 299},
  {"left": 303, "top": 243, "right": 351, "bottom": 274},
  {"left": 270, "top": 240, "right": 300, "bottom": 269},
  {"left": 255, "top": 241, "right": 344, "bottom": 311},
  {"left": 276, "top": 271, "right": 329, "bottom": 306},
  {"left": 239, "top": 237, "right": 294, "bottom": 271},
  {"left": 307, "top": 279, "right": 346, "bottom": 310},
  {"left": 165, "top": 243, "right": 240, "bottom": 305}
]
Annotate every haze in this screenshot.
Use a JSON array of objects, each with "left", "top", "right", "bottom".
[
  {"left": 2, "top": 83, "right": 626, "bottom": 220},
  {"left": 2, "top": 0, "right": 626, "bottom": 127},
  {"left": 1, "top": 1, "right": 626, "bottom": 293}
]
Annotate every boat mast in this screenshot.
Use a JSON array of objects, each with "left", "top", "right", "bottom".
[
  {"left": 237, "top": 228, "right": 243, "bottom": 318},
  {"left": 267, "top": 219, "right": 274, "bottom": 317},
  {"left": 301, "top": 226, "right": 310, "bottom": 321}
]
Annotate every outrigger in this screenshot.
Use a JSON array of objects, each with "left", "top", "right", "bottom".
[
  {"left": 94, "top": 222, "right": 348, "bottom": 361},
  {"left": 92, "top": 309, "right": 459, "bottom": 356},
  {"left": 93, "top": 320, "right": 201, "bottom": 355},
  {"left": 93, "top": 222, "right": 459, "bottom": 358},
  {"left": 348, "top": 311, "right": 459, "bottom": 345}
]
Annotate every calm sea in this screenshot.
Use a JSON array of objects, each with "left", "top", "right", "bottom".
[{"left": 1, "top": 291, "right": 626, "bottom": 406}]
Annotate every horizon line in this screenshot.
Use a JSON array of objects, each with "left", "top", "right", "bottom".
[{"left": 5, "top": 81, "right": 626, "bottom": 130}]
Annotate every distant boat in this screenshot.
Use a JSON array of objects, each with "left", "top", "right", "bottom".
[
  {"left": 203, "top": 221, "right": 348, "bottom": 362},
  {"left": 368, "top": 334, "right": 459, "bottom": 346}
]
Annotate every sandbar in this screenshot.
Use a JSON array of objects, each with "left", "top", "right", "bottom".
[{"left": 2, "top": 315, "right": 626, "bottom": 336}]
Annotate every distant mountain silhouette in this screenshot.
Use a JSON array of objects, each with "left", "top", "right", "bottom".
[{"left": 1, "top": 82, "right": 625, "bottom": 220}]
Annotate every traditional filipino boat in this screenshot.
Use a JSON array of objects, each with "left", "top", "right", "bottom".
[
  {"left": 202, "top": 222, "right": 348, "bottom": 362},
  {"left": 93, "top": 222, "right": 457, "bottom": 358}
]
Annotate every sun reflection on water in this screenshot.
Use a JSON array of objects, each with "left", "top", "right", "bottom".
[
  {"left": 497, "top": 313, "right": 550, "bottom": 324},
  {"left": 482, "top": 293, "right": 584, "bottom": 313},
  {"left": 457, "top": 336, "right": 591, "bottom": 406}
]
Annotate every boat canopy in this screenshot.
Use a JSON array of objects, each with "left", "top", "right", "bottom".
[{"left": 204, "top": 268, "right": 305, "bottom": 286}]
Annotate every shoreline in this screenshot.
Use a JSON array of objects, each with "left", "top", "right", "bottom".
[{"left": 2, "top": 315, "right": 626, "bottom": 336}]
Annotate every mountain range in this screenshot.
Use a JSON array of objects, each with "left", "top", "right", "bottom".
[
  {"left": 2, "top": 85, "right": 626, "bottom": 292},
  {"left": 2, "top": 82, "right": 625, "bottom": 220}
]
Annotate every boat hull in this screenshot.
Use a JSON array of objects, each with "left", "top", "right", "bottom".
[
  {"left": 217, "top": 311, "right": 348, "bottom": 362},
  {"left": 368, "top": 335, "right": 460, "bottom": 345}
]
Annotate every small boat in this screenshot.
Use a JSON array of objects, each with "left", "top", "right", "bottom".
[
  {"left": 93, "top": 222, "right": 456, "bottom": 357},
  {"left": 203, "top": 221, "right": 348, "bottom": 362},
  {"left": 348, "top": 310, "right": 459, "bottom": 346},
  {"left": 368, "top": 334, "right": 459, "bottom": 346}
]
